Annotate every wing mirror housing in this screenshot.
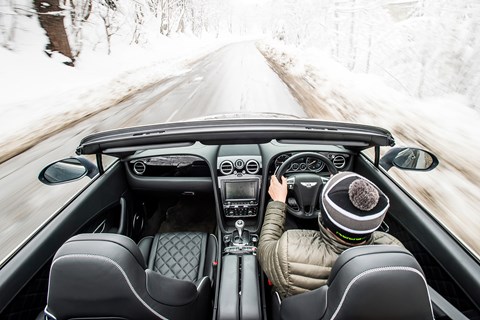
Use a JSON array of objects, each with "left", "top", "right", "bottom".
[
  {"left": 38, "top": 157, "right": 99, "bottom": 185},
  {"left": 380, "top": 147, "right": 439, "bottom": 172}
]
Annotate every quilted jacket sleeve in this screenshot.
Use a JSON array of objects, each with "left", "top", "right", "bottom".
[
  {"left": 257, "top": 201, "right": 288, "bottom": 296},
  {"left": 372, "top": 231, "right": 405, "bottom": 248}
]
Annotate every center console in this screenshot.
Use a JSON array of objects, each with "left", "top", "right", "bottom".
[
  {"left": 217, "top": 219, "right": 263, "bottom": 320},
  {"left": 218, "top": 174, "right": 261, "bottom": 218},
  {"left": 222, "top": 219, "right": 259, "bottom": 254},
  {"left": 215, "top": 149, "right": 264, "bottom": 319}
]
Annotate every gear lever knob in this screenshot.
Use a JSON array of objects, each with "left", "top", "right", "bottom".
[{"left": 235, "top": 219, "right": 245, "bottom": 240}]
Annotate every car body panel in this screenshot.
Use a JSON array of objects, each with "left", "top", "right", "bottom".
[
  {"left": 76, "top": 118, "right": 395, "bottom": 156},
  {"left": 0, "top": 163, "right": 127, "bottom": 311},
  {"left": 0, "top": 117, "right": 478, "bottom": 319},
  {"left": 356, "top": 155, "right": 480, "bottom": 311}
]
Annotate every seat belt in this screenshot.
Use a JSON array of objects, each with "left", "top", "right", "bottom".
[{"left": 428, "top": 285, "right": 469, "bottom": 320}]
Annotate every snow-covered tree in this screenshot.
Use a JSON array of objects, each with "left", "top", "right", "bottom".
[
  {"left": 0, "top": 0, "right": 18, "bottom": 50},
  {"left": 263, "top": 0, "right": 480, "bottom": 108},
  {"left": 64, "top": 0, "right": 91, "bottom": 58}
]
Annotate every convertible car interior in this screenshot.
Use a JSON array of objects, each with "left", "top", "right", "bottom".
[{"left": 0, "top": 118, "right": 479, "bottom": 320}]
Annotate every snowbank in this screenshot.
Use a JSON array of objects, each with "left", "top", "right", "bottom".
[
  {"left": 0, "top": 34, "right": 231, "bottom": 162},
  {"left": 258, "top": 39, "right": 480, "bottom": 256}
]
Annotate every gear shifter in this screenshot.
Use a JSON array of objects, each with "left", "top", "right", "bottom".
[
  {"left": 223, "top": 219, "right": 258, "bottom": 254},
  {"left": 235, "top": 219, "right": 245, "bottom": 240}
]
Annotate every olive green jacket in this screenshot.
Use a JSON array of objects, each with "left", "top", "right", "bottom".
[{"left": 257, "top": 201, "right": 404, "bottom": 298}]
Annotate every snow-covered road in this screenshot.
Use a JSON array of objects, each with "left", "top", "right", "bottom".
[
  {"left": 138, "top": 42, "right": 306, "bottom": 122},
  {"left": 0, "top": 42, "right": 305, "bottom": 261},
  {"left": 258, "top": 41, "right": 480, "bottom": 257}
]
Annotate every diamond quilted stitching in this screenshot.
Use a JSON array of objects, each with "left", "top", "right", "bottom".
[{"left": 153, "top": 232, "right": 204, "bottom": 282}]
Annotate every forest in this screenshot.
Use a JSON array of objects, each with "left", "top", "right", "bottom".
[
  {"left": 1, "top": 0, "right": 480, "bottom": 261},
  {"left": 1, "top": 0, "right": 479, "bottom": 108}
]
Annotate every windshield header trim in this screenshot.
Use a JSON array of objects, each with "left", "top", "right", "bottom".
[{"left": 76, "top": 119, "right": 395, "bottom": 156}]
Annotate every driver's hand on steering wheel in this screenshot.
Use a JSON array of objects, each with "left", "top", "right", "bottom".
[{"left": 269, "top": 175, "right": 288, "bottom": 203}]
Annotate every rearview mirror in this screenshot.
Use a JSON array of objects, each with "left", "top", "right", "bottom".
[
  {"left": 380, "top": 147, "right": 439, "bottom": 172},
  {"left": 39, "top": 157, "right": 98, "bottom": 185}
]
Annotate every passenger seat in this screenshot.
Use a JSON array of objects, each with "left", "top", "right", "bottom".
[
  {"left": 45, "top": 232, "right": 218, "bottom": 320},
  {"left": 138, "top": 232, "right": 218, "bottom": 285}
]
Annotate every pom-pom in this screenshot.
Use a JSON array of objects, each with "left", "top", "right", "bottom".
[{"left": 348, "top": 179, "right": 379, "bottom": 211}]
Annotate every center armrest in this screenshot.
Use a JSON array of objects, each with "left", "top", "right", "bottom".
[
  {"left": 240, "top": 255, "right": 262, "bottom": 320},
  {"left": 217, "top": 255, "right": 262, "bottom": 320},
  {"left": 218, "top": 255, "right": 240, "bottom": 320}
]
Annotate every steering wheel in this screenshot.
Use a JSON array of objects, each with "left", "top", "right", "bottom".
[{"left": 275, "top": 152, "right": 338, "bottom": 219}]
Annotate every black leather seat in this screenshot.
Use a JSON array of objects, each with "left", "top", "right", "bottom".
[
  {"left": 138, "top": 232, "right": 217, "bottom": 284},
  {"left": 277, "top": 245, "right": 434, "bottom": 320},
  {"left": 45, "top": 232, "right": 217, "bottom": 320}
]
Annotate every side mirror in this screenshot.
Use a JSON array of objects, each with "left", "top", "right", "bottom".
[
  {"left": 380, "top": 147, "right": 439, "bottom": 172},
  {"left": 38, "top": 157, "right": 98, "bottom": 185}
]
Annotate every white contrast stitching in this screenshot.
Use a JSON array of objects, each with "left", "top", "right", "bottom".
[
  {"left": 51, "top": 254, "right": 170, "bottom": 320},
  {"left": 330, "top": 266, "right": 433, "bottom": 320},
  {"left": 43, "top": 306, "right": 57, "bottom": 320},
  {"left": 274, "top": 291, "right": 282, "bottom": 305},
  {"left": 196, "top": 276, "right": 208, "bottom": 289}
]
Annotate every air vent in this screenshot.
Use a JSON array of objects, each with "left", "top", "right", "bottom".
[
  {"left": 333, "top": 155, "right": 346, "bottom": 169},
  {"left": 220, "top": 160, "right": 234, "bottom": 175},
  {"left": 245, "top": 160, "right": 260, "bottom": 174},
  {"left": 234, "top": 159, "right": 245, "bottom": 170},
  {"left": 133, "top": 161, "right": 146, "bottom": 175}
]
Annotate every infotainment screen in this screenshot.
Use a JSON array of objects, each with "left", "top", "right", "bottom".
[{"left": 225, "top": 181, "right": 256, "bottom": 201}]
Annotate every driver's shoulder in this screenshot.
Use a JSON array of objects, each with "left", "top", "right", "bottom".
[
  {"left": 371, "top": 231, "right": 404, "bottom": 247},
  {"left": 281, "top": 229, "right": 322, "bottom": 246},
  {"left": 284, "top": 229, "right": 320, "bottom": 236},
  {"left": 278, "top": 229, "right": 334, "bottom": 265}
]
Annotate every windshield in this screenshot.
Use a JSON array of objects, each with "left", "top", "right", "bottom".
[{"left": 0, "top": 0, "right": 479, "bottom": 261}]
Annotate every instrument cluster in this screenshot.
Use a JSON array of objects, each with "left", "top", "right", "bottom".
[{"left": 273, "top": 152, "right": 348, "bottom": 173}]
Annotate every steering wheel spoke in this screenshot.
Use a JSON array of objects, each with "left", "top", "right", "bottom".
[
  {"left": 286, "top": 176, "right": 295, "bottom": 190},
  {"left": 275, "top": 152, "right": 338, "bottom": 219}
]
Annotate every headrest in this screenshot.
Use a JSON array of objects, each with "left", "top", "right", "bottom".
[
  {"left": 46, "top": 233, "right": 200, "bottom": 320},
  {"left": 325, "top": 245, "right": 434, "bottom": 319},
  {"left": 56, "top": 233, "right": 147, "bottom": 269}
]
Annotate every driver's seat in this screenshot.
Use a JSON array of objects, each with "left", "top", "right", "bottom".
[{"left": 277, "top": 245, "right": 434, "bottom": 320}]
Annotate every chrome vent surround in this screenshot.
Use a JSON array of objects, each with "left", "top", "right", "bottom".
[
  {"left": 220, "top": 160, "right": 234, "bottom": 175},
  {"left": 333, "top": 155, "right": 346, "bottom": 169},
  {"left": 133, "top": 161, "right": 146, "bottom": 175},
  {"left": 245, "top": 160, "right": 260, "bottom": 174}
]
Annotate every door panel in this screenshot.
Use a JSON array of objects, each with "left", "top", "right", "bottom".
[
  {"left": 80, "top": 195, "right": 131, "bottom": 235},
  {"left": 0, "top": 162, "right": 128, "bottom": 314},
  {"left": 355, "top": 155, "right": 480, "bottom": 315}
]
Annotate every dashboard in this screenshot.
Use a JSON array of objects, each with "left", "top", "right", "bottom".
[
  {"left": 129, "top": 155, "right": 210, "bottom": 177},
  {"left": 124, "top": 141, "right": 355, "bottom": 233},
  {"left": 272, "top": 152, "right": 350, "bottom": 174}
]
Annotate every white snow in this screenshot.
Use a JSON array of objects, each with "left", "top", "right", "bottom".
[
  {"left": 0, "top": 35, "right": 233, "bottom": 150},
  {"left": 1, "top": 0, "right": 479, "bottom": 260},
  {"left": 258, "top": 40, "right": 480, "bottom": 256},
  {"left": 157, "top": 42, "right": 307, "bottom": 121}
]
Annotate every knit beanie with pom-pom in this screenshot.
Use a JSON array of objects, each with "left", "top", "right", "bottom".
[{"left": 320, "top": 172, "right": 390, "bottom": 243}]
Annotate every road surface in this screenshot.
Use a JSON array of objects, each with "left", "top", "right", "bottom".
[{"left": 0, "top": 42, "right": 306, "bottom": 261}]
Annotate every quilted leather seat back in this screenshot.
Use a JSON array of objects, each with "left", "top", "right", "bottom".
[
  {"left": 139, "top": 231, "right": 218, "bottom": 285},
  {"left": 45, "top": 233, "right": 215, "bottom": 320},
  {"left": 150, "top": 232, "right": 207, "bottom": 282}
]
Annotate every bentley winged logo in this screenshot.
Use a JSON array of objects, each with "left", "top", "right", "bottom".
[{"left": 300, "top": 182, "right": 317, "bottom": 188}]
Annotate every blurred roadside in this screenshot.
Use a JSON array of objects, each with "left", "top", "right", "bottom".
[
  {"left": 0, "top": 38, "right": 230, "bottom": 164},
  {"left": 0, "top": 41, "right": 306, "bottom": 263},
  {"left": 258, "top": 40, "right": 480, "bottom": 258},
  {"left": 0, "top": 39, "right": 224, "bottom": 262}
]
